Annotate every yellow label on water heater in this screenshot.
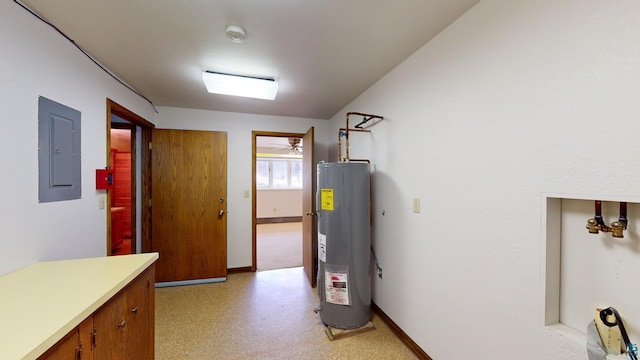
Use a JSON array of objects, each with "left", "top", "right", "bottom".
[{"left": 321, "top": 188, "right": 334, "bottom": 211}]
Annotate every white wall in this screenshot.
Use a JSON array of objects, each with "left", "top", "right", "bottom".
[
  {"left": 256, "top": 189, "right": 302, "bottom": 218},
  {"left": 0, "top": 2, "right": 156, "bottom": 276},
  {"left": 154, "top": 107, "right": 330, "bottom": 268},
  {"left": 329, "top": 1, "right": 640, "bottom": 359}
]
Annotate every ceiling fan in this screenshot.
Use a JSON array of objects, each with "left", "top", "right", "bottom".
[
  {"left": 287, "top": 138, "right": 302, "bottom": 154},
  {"left": 259, "top": 137, "right": 303, "bottom": 155}
]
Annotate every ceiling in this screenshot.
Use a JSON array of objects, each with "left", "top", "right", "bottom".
[{"left": 19, "top": 0, "right": 479, "bottom": 120}]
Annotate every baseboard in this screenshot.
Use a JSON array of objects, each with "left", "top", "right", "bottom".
[
  {"left": 155, "top": 277, "right": 226, "bottom": 288},
  {"left": 256, "top": 216, "right": 302, "bottom": 224},
  {"left": 372, "top": 302, "right": 433, "bottom": 360},
  {"left": 227, "top": 266, "right": 253, "bottom": 274}
]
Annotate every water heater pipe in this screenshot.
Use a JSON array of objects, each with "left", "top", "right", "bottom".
[
  {"left": 338, "top": 128, "right": 369, "bottom": 162},
  {"left": 342, "top": 112, "right": 383, "bottom": 162}
]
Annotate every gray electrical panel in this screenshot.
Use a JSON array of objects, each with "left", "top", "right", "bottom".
[
  {"left": 38, "top": 96, "right": 81, "bottom": 202},
  {"left": 316, "top": 162, "right": 371, "bottom": 329}
]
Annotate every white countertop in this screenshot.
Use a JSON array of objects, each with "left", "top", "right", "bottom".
[{"left": 0, "top": 253, "right": 159, "bottom": 360}]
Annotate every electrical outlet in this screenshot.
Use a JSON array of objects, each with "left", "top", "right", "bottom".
[
  {"left": 99, "top": 196, "right": 106, "bottom": 209},
  {"left": 412, "top": 198, "right": 420, "bottom": 213}
]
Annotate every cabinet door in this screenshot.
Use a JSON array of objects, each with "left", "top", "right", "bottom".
[
  {"left": 38, "top": 330, "right": 78, "bottom": 360},
  {"left": 126, "top": 271, "right": 150, "bottom": 360},
  {"left": 39, "top": 318, "right": 93, "bottom": 360},
  {"left": 93, "top": 292, "right": 126, "bottom": 359},
  {"left": 78, "top": 318, "right": 94, "bottom": 360}
]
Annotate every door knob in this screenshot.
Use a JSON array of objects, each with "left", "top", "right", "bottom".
[
  {"left": 218, "top": 209, "right": 225, "bottom": 216},
  {"left": 306, "top": 211, "right": 317, "bottom": 216}
]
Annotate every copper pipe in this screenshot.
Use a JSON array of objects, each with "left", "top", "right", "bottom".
[
  {"left": 586, "top": 201, "right": 628, "bottom": 238},
  {"left": 337, "top": 128, "right": 369, "bottom": 162},
  {"left": 619, "top": 202, "right": 628, "bottom": 230},
  {"left": 344, "top": 112, "right": 382, "bottom": 162},
  {"left": 337, "top": 129, "right": 342, "bottom": 162}
]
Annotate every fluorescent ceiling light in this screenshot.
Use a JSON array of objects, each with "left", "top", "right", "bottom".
[{"left": 202, "top": 71, "right": 278, "bottom": 100}]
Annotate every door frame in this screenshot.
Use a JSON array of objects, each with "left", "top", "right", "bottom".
[
  {"left": 251, "top": 131, "right": 305, "bottom": 271},
  {"left": 106, "top": 99, "right": 155, "bottom": 255}
]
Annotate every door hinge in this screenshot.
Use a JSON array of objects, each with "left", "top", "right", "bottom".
[
  {"left": 91, "top": 328, "right": 97, "bottom": 349},
  {"left": 148, "top": 142, "right": 152, "bottom": 150},
  {"left": 76, "top": 343, "right": 82, "bottom": 360},
  {"left": 149, "top": 199, "right": 152, "bottom": 207}
]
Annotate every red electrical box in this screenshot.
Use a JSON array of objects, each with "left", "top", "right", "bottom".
[{"left": 96, "top": 169, "right": 114, "bottom": 190}]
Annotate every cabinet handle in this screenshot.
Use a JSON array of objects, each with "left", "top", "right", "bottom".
[
  {"left": 131, "top": 307, "right": 139, "bottom": 314},
  {"left": 118, "top": 320, "right": 126, "bottom": 328}
]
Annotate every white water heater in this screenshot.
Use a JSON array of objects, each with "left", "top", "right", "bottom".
[{"left": 316, "top": 161, "right": 371, "bottom": 329}]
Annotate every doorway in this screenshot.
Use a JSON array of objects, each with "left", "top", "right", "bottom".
[
  {"left": 106, "top": 99, "right": 155, "bottom": 256},
  {"left": 110, "top": 124, "right": 134, "bottom": 255},
  {"left": 255, "top": 135, "right": 304, "bottom": 270},
  {"left": 252, "top": 129, "right": 316, "bottom": 287}
]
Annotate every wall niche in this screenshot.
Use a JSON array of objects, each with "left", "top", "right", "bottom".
[{"left": 544, "top": 195, "right": 640, "bottom": 357}]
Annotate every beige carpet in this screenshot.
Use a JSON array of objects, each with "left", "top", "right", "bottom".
[{"left": 257, "top": 222, "right": 302, "bottom": 270}]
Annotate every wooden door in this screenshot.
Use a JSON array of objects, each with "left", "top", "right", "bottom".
[
  {"left": 151, "top": 129, "right": 227, "bottom": 283},
  {"left": 302, "top": 127, "right": 316, "bottom": 287}
]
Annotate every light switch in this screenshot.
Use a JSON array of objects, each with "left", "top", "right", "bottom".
[
  {"left": 412, "top": 198, "right": 420, "bottom": 213},
  {"left": 243, "top": 190, "right": 250, "bottom": 198},
  {"left": 99, "top": 196, "right": 106, "bottom": 209}
]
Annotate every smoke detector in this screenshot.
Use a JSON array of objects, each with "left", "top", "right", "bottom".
[{"left": 225, "top": 25, "right": 246, "bottom": 43}]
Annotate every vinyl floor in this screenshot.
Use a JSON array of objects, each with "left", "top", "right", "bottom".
[{"left": 155, "top": 267, "right": 418, "bottom": 359}]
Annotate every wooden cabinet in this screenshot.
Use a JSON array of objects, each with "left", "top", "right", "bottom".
[
  {"left": 38, "top": 331, "right": 78, "bottom": 360},
  {"left": 38, "top": 319, "right": 93, "bottom": 360},
  {"left": 93, "top": 293, "right": 126, "bottom": 359},
  {"left": 0, "top": 253, "right": 158, "bottom": 360},
  {"left": 125, "top": 270, "right": 153, "bottom": 360},
  {"left": 113, "top": 152, "right": 132, "bottom": 235},
  {"left": 93, "top": 266, "right": 154, "bottom": 360},
  {"left": 111, "top": 208, "right": 125, "bottom": 251},
  {"left": 38, "top": 265, "right": 155, "bottom": 360}
]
